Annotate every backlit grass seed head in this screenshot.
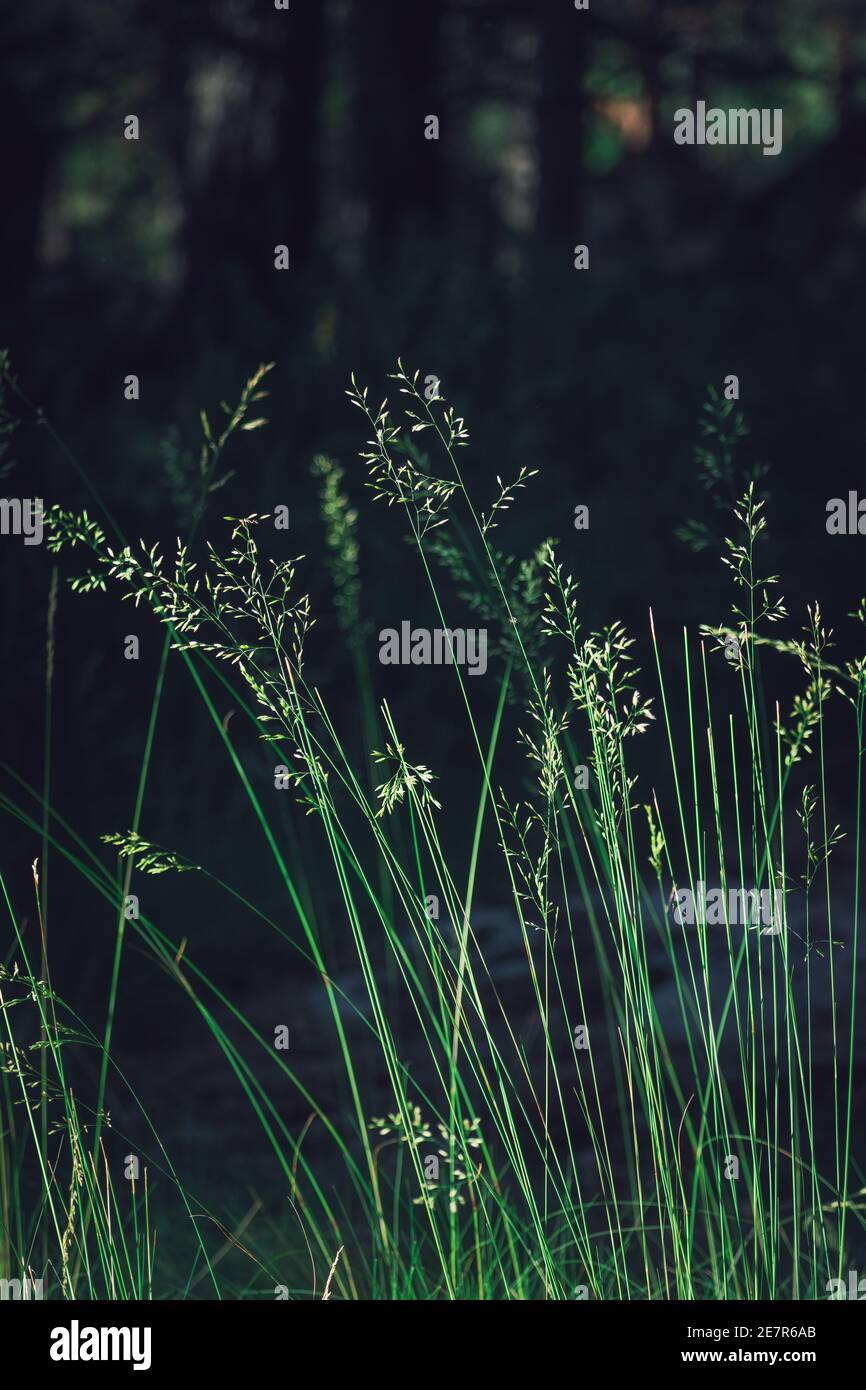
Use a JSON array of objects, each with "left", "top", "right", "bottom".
[
  {"left": 570, "top": 623, "right": 654, "bottom": 745},
  {"left": 369, "top": 1106, "right": 432, "bottom": 1145},
  {"left": 481, "top": 465, "right": 539, "bottom": 536},
  {"left": 567, "top": 624, "right": 652, "bottom": 846},
  {"left": 101, "top": 832, "right": 197, "bottom": 875},
  {"left": 518, "top": 669, "right": 569, "bottom": 801},
  {"left": 499, "top": 793, "right": 559, "bottom": 937},
  {"left": 389, "top": 359, "right": 470, "bottom": 453},
  {"left": 719, "top": 482, "right": 787, "bottom": 635},
  {"left": 839, "top": 655, "right": 866, "bottom": 707},
  {"left": 284, "top": 747, "right": 331, "bottom": 816},
  {"left": 373, "top": 739, "right": 441, "bottom": 818},
  {"left": 368, "top": 1110, "right": 482, "bottom": 1212},
  {"left": 644, "top": 801, "right": 665, "bottom": 877},
  {"left": 347, "top": 365, "right": 461, "bottom": 539},
  {"left": 790, "top": 786, "right": 845, "bottom": 905},
  {"left": 775, "top": 673, "right": 831, "bottom": 766},
  {"left": 541, "top": 543, "right": 581, "bottom": 652}
]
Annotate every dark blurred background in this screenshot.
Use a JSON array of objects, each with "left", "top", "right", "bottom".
[{"left": 3, "top": 0, "right": 866, "bottom": 1255}]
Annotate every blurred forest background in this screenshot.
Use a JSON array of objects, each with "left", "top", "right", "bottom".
[{"left": 3, "top": 0, "right": 866, "bottom": 1235}]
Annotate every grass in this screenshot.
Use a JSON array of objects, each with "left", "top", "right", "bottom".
[{"left": 0, "top": 358, "right": 864, "bottom": 1299}]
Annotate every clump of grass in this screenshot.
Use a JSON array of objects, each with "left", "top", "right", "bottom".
[{"left": 2, "top": 357, "right": 865, "bottom": 1299}]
